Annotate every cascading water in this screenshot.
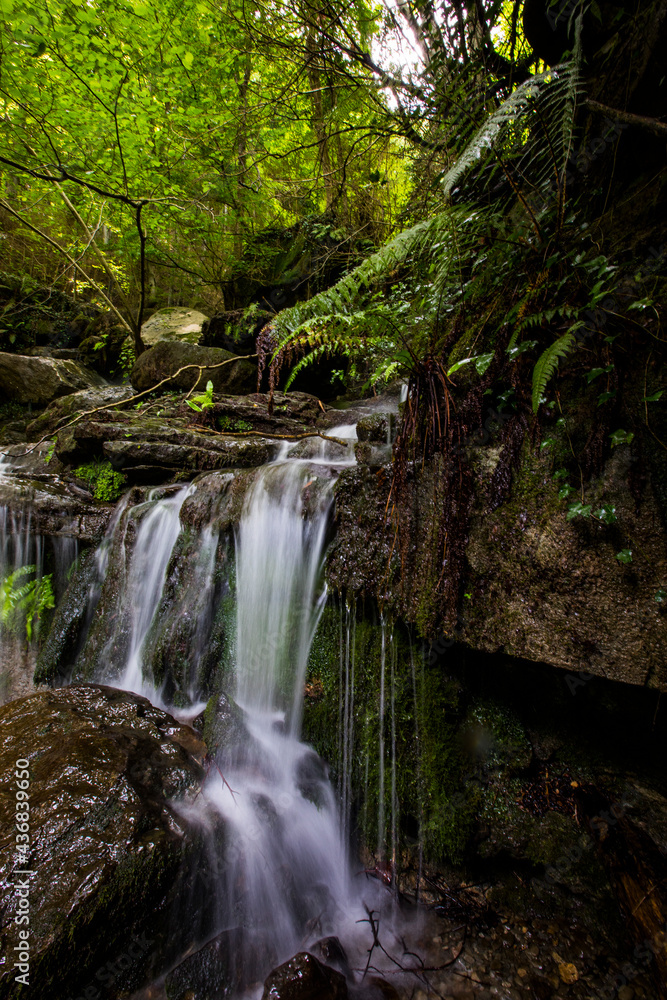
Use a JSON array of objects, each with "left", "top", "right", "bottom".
[
  {"left": 119, "top": 485, "right": 193, "bottom": 696},
  {"left": 201, "top": 455, "right": 356, "bottom": 984}
]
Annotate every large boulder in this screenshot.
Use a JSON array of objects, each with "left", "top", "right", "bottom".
[
  {"left": 200, "top": 307, "right": 272, "bottom": 355},
  {"left": 141, "top": 307, "right": 209, "bottom": 348},
  {"left": 131, "top": 341, "right": 256, "bottom": 395},
  {"left": 0, "top": 685, "right": 213, "bottom": 1000},
  {"left": 26, "top": 384, "right": 134, "bottom": 439},
  {"left": 0, "top": 352, "right": 106, "bottom": 406}
]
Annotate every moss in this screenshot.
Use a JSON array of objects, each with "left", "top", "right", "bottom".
[
  {"left": 303, "top": 600, "right": 473, "bottom": 866},
  {"left": 74, "top": 458, "right": 126, "bottom": 502}
]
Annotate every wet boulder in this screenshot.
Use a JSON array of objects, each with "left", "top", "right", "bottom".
[
  {"left": 0, "top": 685, "right": 213, "bottom": 1000},
  {"left": 131, "top": 341, "right": 256, "bottom": 395},
  {"left": 140, "top": 307, "right": 209, "bottom": 348},
  {"left": 262, "top": 952, "right": 348, "bottom": 1000},
  {"left": 0, "top": 352, "right": 106, "bottom": 406},
  {"left": 26, "top": 384, "right": 134, "bottom": 439},
  {"left": 355, "top": 412, "right": 395, "bottom": 444},
  {"left": 165, "top": 928, "right": 243, "bottom": 1000},
  {"left": 200, "top": 307, "right": 272, "bottom": 355}
]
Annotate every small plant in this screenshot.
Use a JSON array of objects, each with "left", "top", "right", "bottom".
[
  {"left": 115, "top": 341, "right": 136, "bottom": 382},
  {"left": 217, "top": 415, "right": 253, "bottom": 432},
  {"left": 186, "top": 380, "right": 214, "bottom": 412},
  {"left": 0, "top": 566, "right": 55, "bottom": 642},
  {"left": 74, "top": 460, "right": 126, "bottom": 502}
]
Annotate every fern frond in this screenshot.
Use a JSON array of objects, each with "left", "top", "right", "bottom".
[
  {"left": 442, "top": 63, "right": 582, "bottom": 214},
  {"left": 531, "top": 330, "right": 577, "bottom": 412}
]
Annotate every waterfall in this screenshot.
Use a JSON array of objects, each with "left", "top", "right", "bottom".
[
  {"left": 120, "top": 485, "right": 193, "bottom": 696},
  {"left": 202, "top": 457, "right": 354, "bottom": 979}
]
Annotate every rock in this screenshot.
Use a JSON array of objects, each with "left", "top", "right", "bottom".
[
  {"left": 356, "top": 412, "right": 395, "bottom": 444},
  {"left": 141, "top": 307, "right": 209, "bottom": 348},
  {"left": 0, "top": 352, "right": 106, "bottom": 405},
  {"left": 0, "top": 686, "right": 211, "bottom": 1000},
  {"left": 50, "top": 408, "right": 277, "bottom": 474},
  {"left": 34, "top": 548, "right": 100, "bottom": 684},
  {"left": 202, "top": 692, "right": 247, "bottom": 753},
  {"left": 262, "top": 952, "right": 347, "bottom": 1000},
  {"left": 26, "top": 384, "right": 134, "bottom": 439},
  {"left": 312, "top": 938, "right": 351, "bottom": 978},
  {"left": 131, "top": 341, "right": 256, "bottom": 395},
  {"left": 354, "top": 440, "right": 392, "bottom": 468},
  {"left": 165, "top": 929, "right": 242, "bottom": 1000},
  {"left": 0, "top": 466, "right": 113, "bottom": 541},
  {"left": 200, "top": 307, "right": 272, "bottom": 354},
  {"left": 103, "top": 436, "right": 274, "bottom": 473}
]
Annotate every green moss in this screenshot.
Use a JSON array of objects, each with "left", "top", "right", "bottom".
[
  {"left": 303, "top": 600, "right": 472, "bottom": 866},
  {"left": 74, "top": 458, "right": 126, "bottom": 502}
]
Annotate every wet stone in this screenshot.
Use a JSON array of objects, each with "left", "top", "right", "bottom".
[{"left": 262, "top": 952, "right": 347, "bottom": 1000}]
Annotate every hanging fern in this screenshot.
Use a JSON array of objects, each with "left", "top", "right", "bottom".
[
  {"left": 258, "top": 206, "right": 490, "bottom": 395},
  {"left": 531, "top": 329, "right": 578, "bottom": 412},
  {"left": 441, "top": 60, "right": 582, "bottom": 225}
]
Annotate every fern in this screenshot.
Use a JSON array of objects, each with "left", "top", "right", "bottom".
[
  {"left": 260, "top": 207, "right": 489, "bottom": 392},
  {"left": 441, "top": 61, "right": 582, "bottom": 221},
  {"left": 531, "top": 330, "right": 577, "bottom": 412},
  {"left": 0, "top": 565, "right": 55, "bottom": 642}
]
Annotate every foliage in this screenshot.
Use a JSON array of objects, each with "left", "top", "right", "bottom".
[
  {"left": 186, "top": 380, "right": 215, "bottom": 412},
  {"left": 0, "top": 565, "right": 54, "bottom": 642},
  {"left": 74, "top": 460, "right": 126, "bottom": 502},
  {"left": 531, "top": 330, "right": 577, "bottom": 412}
]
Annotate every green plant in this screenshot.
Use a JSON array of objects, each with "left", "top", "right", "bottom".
[
  {"left": 74, "top": 460, "right": 126, "bottom": 502},
  {"left": 531, "top": 330, "right": 578, "bottom": 412},
  {"left": 0, "top": 566, "right": 55, "bottom": 642},
  {"left": 186, "top": 380, "right": 214, "bottom": 412}
]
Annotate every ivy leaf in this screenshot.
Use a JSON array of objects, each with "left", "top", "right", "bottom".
[
  {"left": 597, "top": 390, "right": 616, "bottom": 406},
  {"left": 610, "top": 429, "right": 634, "bottom": 447},
  {"left": 655, "top": 588, "right": 667, "bottom": 603},
  {"left": 616, "top": 549, "right": 633, "bottom": 564},
  {"left": 567, "top": 501, "right": 592, "bottom": 520},
  {"left": 594, "top": 504, "right": 617, "bottom": 524},
  {"left": 558, "top": 483, "right": 575, "bottom": 499},
  {"left": 586, "top": 364, "right": 613, "bottom": 383}
]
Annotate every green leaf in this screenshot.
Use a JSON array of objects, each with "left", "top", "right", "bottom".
[
  {"left": 474, "top": 352, "right": 494, "bottom": 376},
  {"left": 655, "top": 588, "right": 667, "bottom": 603},
  {"left": 594, "top": 504, "right": 617, "bottom": 524},
  {"left": 567, "top": 501, "right": 592, "bottom": 520},
  {"left": 586, "top": 364, "right": 613, "bottom": 383},
  {"left": 597, "top": 390, "right": 616, "bottom": 406},
  {"left": 531, "top": 330, "right": 577, "bottom": 413},
  {"left": 447, "top": 357, "right": 474, "bottom": 376},
  {"left": 610, "top": 429, "right": 634, "bottom": 447},
  {"left": 616, "top": 549, "right": 633, "bottom": 564},
  {"left": 558, "top": 483, "right": 575, "bottom": 499},
  {"left": 183, "top": 51, "right": 194, "bottom": 69},
  {"left": 643, "top": 390, "right": 663, "bottom": 403}
]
